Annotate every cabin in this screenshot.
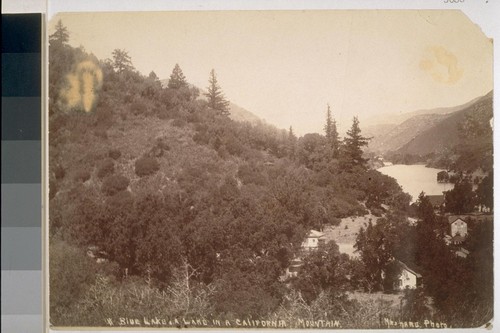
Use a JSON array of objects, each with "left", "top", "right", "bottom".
[
  {"left": 394, "top": 261, "right": 422, "bottom": 290},
  {"left": 282, "top": 230, "right": 326, "bottom": 280},
  {"left": 283, "top": 258, "right": 303, "bottom": 279},
  {"left": 449, "top": 216, "right": 468, "bottom": 237},
  {"left": 301, "top": 230, "right": 325, "bottom": 251}
]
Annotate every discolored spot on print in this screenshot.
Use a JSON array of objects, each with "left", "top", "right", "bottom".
[
  {"left": 419, "top": 46, "right": 463, "bottom": 84},
  {"left": 61, "top": 60, "right": 103, "bottom": 112}
]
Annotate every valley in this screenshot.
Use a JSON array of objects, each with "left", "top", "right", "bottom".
[{"left": 365, "top": 91, "right": 493, "bottom": 174}]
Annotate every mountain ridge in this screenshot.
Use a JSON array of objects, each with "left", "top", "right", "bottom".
[
  {"left": 366, "top": 90, "right": 493, "bottom": 155},
  {"left": 364, "top": 91, "right": 491, "bottom": 128},
  {"left": 395, "top": 91, "right": 493, "bottom": 156}
]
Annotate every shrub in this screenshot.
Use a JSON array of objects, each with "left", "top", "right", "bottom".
[
  {"left": 74, "top": 168, "right": 91, "bottom": 182},
  {"left": 131, "top": 101, "right": 146, "bottom": 115},
  {"left": 108, "top": 148, "right": 122, "bottom": 160},
  {"left": 370, "top": 207, "right": 384, "bottom": 217},
  {"left": 94, "top": 128, "right": 108, "bottom": 139},
  {"left": 237, "top": 164, "right": 267, "bottom": 186},
  {"left": 156, "top": 138, "right": 170, "bottom": 151},
  {"left": 54, "top": 164, "right": 65, "bottom": 180},
  {"left": 135, "top": 156, "right": 160, "bottom": 177},
  {"left": 97, "top": 158, "right": 115, "bottom": 179},
  {"left": 124, "top": 94, "right": 133, "bottom": 103},
  {"left": 172, "top": 118, "right": 187, "bottom": 128},
  {"left": 106, "top": 189, "right": 134, "bottom": 209},
  {"left": 102, "top": 174, "right": 130, "bottom": 196},
  {"left": 95, "top": 106, "right": 113, "bottom": 128},
  {"left": 49, "top": 179, "right": 58, "bottom": 200},
  {"left": 158, "top": 109, "right": 170, "bottom": 120},
  {"left": 50, "top": 240, "right": 96, "bottom": 324},
  {"left": 330, "top": 217, "right": 342, "bottom": 226}
]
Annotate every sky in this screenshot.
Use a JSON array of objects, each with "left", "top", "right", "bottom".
[{"left": 49, "top": 10, "right": 493, "bottom": 135}]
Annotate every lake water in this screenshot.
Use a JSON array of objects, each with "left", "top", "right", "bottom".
[{"left": 378, "top": 164, "right": 454, "bottom": 202}]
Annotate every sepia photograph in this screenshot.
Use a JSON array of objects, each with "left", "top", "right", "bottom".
[{"left": 47, "top": 10, "right": 493, "bottom": 329}]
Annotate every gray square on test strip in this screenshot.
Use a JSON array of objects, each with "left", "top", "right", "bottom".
[
  {"left": 1, "top": 270, "right": 41, "bottom": 314},
  {"left": 1, "top": 184, "right": 41, "bottom": 228},
  {"left": 1, "top": 227, "right": 41, "bottom": 270},
  {"left": 1, "top": 140, "right": 41, "bottom": 184}
]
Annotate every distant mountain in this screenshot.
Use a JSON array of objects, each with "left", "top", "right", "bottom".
[
  {"left": 227, "top": 102, "right": 262, "bottom": 124},
  {"left": 364, "top": 93, "right": 487, "bottom": 128},
  {"left": 363, "top": 123, "right": 396, "bottom": 142},
  {"left": 367, "top": 114, "right": 448, "bottom": 154},
  {"left": 160, "top": 79, "right": 262, "bottom": 125},
  {"left": 366, "top": 91, "right": 493, "bottom": 155},
  {"left": 394, "top": 91, "right": 493, "bottom": 156}
]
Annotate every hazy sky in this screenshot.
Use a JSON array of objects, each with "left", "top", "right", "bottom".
[{"left": 50, "top": 11, "right": 493, "bottom": 135}]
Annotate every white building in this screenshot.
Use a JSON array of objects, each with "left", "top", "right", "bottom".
[
  {"left": 395, "top": 261, "right": 422, "bottom": 290},
  {"left": 449, "top": 217, "right": 468, "bottom": 237},
  {"left": 301, "top": 230, "right": 325, "bottom": 250}
]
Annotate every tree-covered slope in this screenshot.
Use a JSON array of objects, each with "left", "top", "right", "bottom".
[
  {"left": 392, "top": 91, "right": 493, "bottom": 171},
  {"left": 49, "top": 23, "right": 413, "bottom": 327},
  {"left": 368, "top": 113, "right": 449, "bottom": 154}
]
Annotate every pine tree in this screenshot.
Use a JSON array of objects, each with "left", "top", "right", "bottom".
[
  {"left": 205, "top": 69, "right": 230, "bottom": 116},
  {"left": 287, "top": 126, "right": 298, "bottom": 159},
  {"left": 49, "top": 20, "right": 69, "bottom": 47},
  {"left": 111, "top": 49, "right": 134, "bottom": 73},
  {"left": 167, "top": 64, "right": 188, "bottom": 89},
  {"left": 444, "top": 180, "right": 475, "bottom": 214},
  {"left": 476, "top": 171, "right": 493, "bottom": 211},
  {"left": 148, "top": 71, "right": 159, "bottom": 82},
  {"left": 324, "top": 104, "right": 340, "bottom": 159},
  {"left": 342, "top": 116, "right": 370, "bottom": 170}
]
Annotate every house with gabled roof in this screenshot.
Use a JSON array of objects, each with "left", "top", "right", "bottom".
[
  {"left": 282, "top": 230, "right": 326, "bottom": 281},
  {"left": 301, "top": 230, "right": 325, "bottom": 251},
  {"left": 394, "top": 261, "right": 422, "bottom": 290},
  {"left": 282, "top": 258, "right": 303, "bottom": 280},
  {"left": 449, "top": 216, "right": 468, "bottom": 237}
]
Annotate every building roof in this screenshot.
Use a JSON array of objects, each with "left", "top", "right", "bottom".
[
  {"left": 307, "top": 230, "right": 325, "bottom": 238},
  {"left": 427, "top": 195, "right": 445, "bottom": 207},
  {"left": 397, "top": 260, "right": 422, "bottom": 278},
  {"left": 448, "top": 216, "right": 467, "bottom": 224}
]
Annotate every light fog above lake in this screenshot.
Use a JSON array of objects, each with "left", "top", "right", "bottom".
[{"left": 378, "top": 164, "right": 455, "bottom": 202}]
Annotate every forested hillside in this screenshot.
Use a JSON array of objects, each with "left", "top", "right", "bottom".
[
  {"left": 381, "top": 91, "right": 493, "bottom": 173},
  {"left": 368, "top": 114, "right": 448, "bottom": 154},
  {"left": 48, "top": 21, "right": 492, "bottom": 329}
]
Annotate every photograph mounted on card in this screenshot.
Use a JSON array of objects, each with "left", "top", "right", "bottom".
[{"left": 47, "top": 10, "right": 493, "bottom": 329}]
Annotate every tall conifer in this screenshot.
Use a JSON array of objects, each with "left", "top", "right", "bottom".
[
  {"left": 324, "top": 104, "right": 340, "bottom": 159},
  {"left": 205, "top": 69, "right": 230, "bottom": 116},
  {"left": 342, "top": 116, "right": 370, "bottom": 170},
  {"left": 167, "top": 64, "right": 188, "bottom": 89}
]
